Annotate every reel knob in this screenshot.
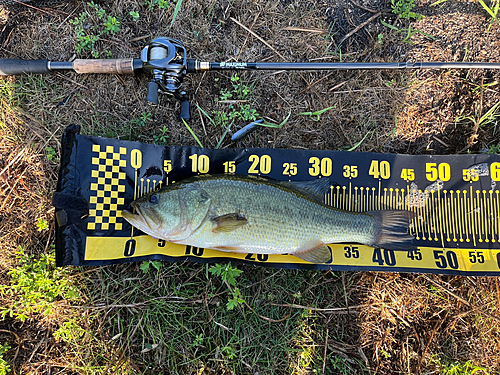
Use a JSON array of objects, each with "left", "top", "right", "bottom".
[{"left": 146, "top": 81, "right": 159, "bottom": 105}]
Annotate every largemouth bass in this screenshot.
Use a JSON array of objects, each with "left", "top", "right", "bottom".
[{"left": 122, "top": 174, "right": 415, "bottom": 263}]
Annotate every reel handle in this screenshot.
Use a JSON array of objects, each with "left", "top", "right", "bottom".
[
  {"left": 180, "top": 100, "right": 190, "bottom": 120},
  {"left": 147, "top": 81, "right": 159, "bottom": 105}
]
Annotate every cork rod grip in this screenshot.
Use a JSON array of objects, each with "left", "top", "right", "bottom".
[{"left": 73, "top": 59, "right": 136, "bottom": 74}]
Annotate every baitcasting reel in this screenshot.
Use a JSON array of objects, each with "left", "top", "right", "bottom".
[{"left": 141, "top": 37, "right": 191, "bottom": 119}]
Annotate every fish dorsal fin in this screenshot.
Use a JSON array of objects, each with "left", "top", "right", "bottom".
[
  {"left": 211, "top": 213, "right": 248, "bottom": 232},
  {"left": 293, "top": 243, "right": 332, "bottom": 263},
  {"left": 279, "top": 179, "right": 333, "bottom": 203}
]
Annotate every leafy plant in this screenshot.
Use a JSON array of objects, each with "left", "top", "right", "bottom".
[
  {"left": 0, "top": 247, "right": 80, "bottom": 322},
  {"left": 54, "top": 318, "right": 86, "bottom": 343},
  {"left": 152, "top": 125, "right": 170, "bottom": 145},
  {"left": 391, "top": 0, "right": 423, "bottom": 20},
  {"left": 208, "top": 263, "right": 243, "bottom": 287},
  {"left": 214, "top": 73, "right": 259, "bottom": 127},
  {"left": 441, "top": 360, "right": 488, "bottom": 375},
  {"left": 104, "top": 16, "right": 120, "bottom": 34},
  {"left": 226, "top": 287, "right": 245, "bottom": 310},
  {"left": 145, "top": 0, "right": 170, "bottom": 11},
  {"left": 129, "top": 112, "right": 152, "bottom": 127},
  {"left": 36, "top": 218, "right": 49, "bottom": 232},
  {"left": 192, "top": 333, "right": 204, "bottom": 347},
  {"left": 129, "top": 11, "right": 140, "bottom": 22},
  {"left": 0, "top": 343, "right": 10, "bottom": 375},
  {"left": 377, "top": 33, "right": 384, "bottom": 45},
  {"left": 45, "top": 146, "right": 57, "bottom": 161},
  {"left": 87, "top": 1, "right": 105, "bottom": 19},
  {"left": 209, "top": 263, "right": 245, "bottom": 310},
  {"left": 70, "top": 2, "right": 122, "bottom": 57},
  {"left": 139, "top": 260, "right": 163, "bottom": 273}
]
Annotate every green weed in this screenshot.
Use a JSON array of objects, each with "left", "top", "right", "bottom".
[
  {"left": 297, "top": 106, "right": 335, "bottom": 121},
  {"left": 103, "top": 16, "right": 120, "bottom": 34},
  {"left": 45, "top": 146, "right": 57, "bottom": 161},
  {"left": 182, "top": 119, "right": 204, "bottom": 147},
  {"left": 329, "top": 356, "right": 353, "bottom": 375},
  {"left": 152, "top": 125, "right": 170, "bottom": 145},
  {"left": 70, "top": 2, "right": 121, "bottom": 57},
  {"left": 430, "top": 0, "right": 448, "bottom": 6},
  {"left": 54, "top": 318, "right": 86, "bottom": 344},
  {"left": 380, "top": 20, "right": 435, "bottom": 44},
  {"left": 214, "top": 74, "right": 259, "bottom": 127},
  {"left": 440, "top": 359, "right": 488, "bottom": 375},
  {"left": 139, "top": 260, "right": 163, "bottom": 273},
  {"left": 0, "top": 343, "right": 10, "bottom": 375},
  {"left": 377, "top": 33, "right": 384, "bottom": 45},
  {"left": 129, "top": 11, "right": 140, "bottom": 22},
  {"left": 398, "top": 23, "right": 436, "bottom": 44},
  {"left": 129, "top": 112, "right": 152, "bottom": 127},
  {"left": 170, "top": 0, "right": 183, "bottom": 28},
  {"left": 487, "top": 143, "right": 500, "bottom": 154},
  {"left": 226, "top": 287, "right": 245, "bottom": 310},
  {"left": 145, "top": 0, "right": 170, "bottom": 11},
  {"left": 0, "top": 247, "right": 80, "bottom": 322},
  {"left": 209, "top": 263, "right": 245, "bottom": 310},
  {"left": 391, "top": 0, "right": 423, "bottom": 20},
  {"left": 208, "top": 263, "right": 243, "bottom": 287},
  {"left": 36, "top": 218, "right": 49, "bottom": 232},
  {"left": 456, "top": 101, "right": 500, "bottom": 129}
]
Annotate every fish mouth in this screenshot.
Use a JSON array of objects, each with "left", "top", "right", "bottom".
[{"left": 122, "top": 205, "right": 161, "bottom": 231}]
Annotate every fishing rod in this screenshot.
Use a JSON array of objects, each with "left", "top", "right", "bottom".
[{"left": 2, "top": 37, "right": 500, "bottom": 120}]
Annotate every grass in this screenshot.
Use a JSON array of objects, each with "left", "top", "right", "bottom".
[
  {"left": 478, "top": 0, "right": 499, "bottom": 31},
  {"left": 80, "top": 264, "right": 356, "bottom": 373}
]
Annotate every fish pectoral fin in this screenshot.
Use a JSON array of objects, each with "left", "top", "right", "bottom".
[
  {"left": 293, "top": 243, "right": 332, "bottom": 264},
  {"left": 211, "top": 213, "right": 248, "bottom": 233}
]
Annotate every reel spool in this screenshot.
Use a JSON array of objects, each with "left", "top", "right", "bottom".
[{"left": 141, "top": 37, "right": 191, "bottom": 119}]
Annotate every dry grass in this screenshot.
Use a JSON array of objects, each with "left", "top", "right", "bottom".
[{"left": 0, "top": 0, "right": 500, "bottom": 373}]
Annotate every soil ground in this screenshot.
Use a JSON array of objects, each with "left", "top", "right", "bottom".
[{"left": 0, "top": 0, "right": 500, "bottom": 373}]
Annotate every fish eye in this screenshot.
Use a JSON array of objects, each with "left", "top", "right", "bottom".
[{"left": 149, "top": 194, "right": 159, "bottom": 204}]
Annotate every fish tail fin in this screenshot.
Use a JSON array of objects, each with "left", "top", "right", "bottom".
[{"left": 368, "top": 210, "right": 416, "bottom": 251}]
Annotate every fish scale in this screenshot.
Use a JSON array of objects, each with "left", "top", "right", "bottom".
[{"left": 187, "top": 178, "right": 372, "bottom": 253}]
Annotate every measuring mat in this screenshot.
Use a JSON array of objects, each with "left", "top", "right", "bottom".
[{"left": 53, "top": 125, "right": 500, "bottom": 275}]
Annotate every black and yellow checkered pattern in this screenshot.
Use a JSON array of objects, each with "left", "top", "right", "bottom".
[{"left": 87, "top": 145, "right": 127, "bottom": 231}]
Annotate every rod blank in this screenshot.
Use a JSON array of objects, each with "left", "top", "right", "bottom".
[{"left": 205, "top": 61, "right": 500, "bottom": 72}]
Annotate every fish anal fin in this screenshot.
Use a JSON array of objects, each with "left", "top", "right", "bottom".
[
  {"left": 293, "top": 243, "right": 332, "bottom": 264},
  {"left": 211, "top": 213, "right": 248, "bottom": 233}
]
